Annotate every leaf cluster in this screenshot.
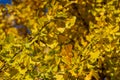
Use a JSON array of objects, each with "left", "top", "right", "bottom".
[{"left": 0, "top": 0, "right": 120, "bottom": 80}]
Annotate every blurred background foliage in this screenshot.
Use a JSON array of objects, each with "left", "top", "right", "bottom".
[{"left": 0, "top": 0, "right": 120, "bottom": 80}]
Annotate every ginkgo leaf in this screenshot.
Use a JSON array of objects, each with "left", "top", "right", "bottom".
[
  {"left": 24, "top": 74, "right": 33, "bottom": 80},
  {"left": 84, "top": 72, "right": 92, "bottom": 80},
  {"left": 0, "top": 23, "right": 5, "bottom": 28},
  {"left": 64, "top": 1, "right": 77, "bottom": 8},
  {"left": 56, "top": 12, "right": 67, "bottom": 18},
  {"left": 23, "top": 56, "right": 31, "bottom": 67},
  {"left": 90, "top": 70, "right": 100, "bottom": 80},
  {"left": 7, "top": 15, "right": 15, "bottom": 23},
  {"left": 69, "top": 69, "right": 77, "bottom": 77},
  {"left": 85, "top": 70, "right": 99, "bottom": 80},
  {"left": 87, "top": 64, "right": 94, "bottom": 69},
  {"left": 110, "top": 25, "right": 119, "bottom": 34},
  {"left": 18, "top": 66, "right": 27, "bottom": 74},
  {"left": 57, "top": 27, "right": 65, "bottom": 33},
  {"left": 0, "top": 11, "right": 2, "bottom": 16},
  {"left": 65, "top": 16, "right": 76, "bottom": 29},
  {"left": 89, "top": 50, "right": 100, "bottom": 61},
  {"left": 55, "top": 74, "right": 64, "bottom": 80},
  {"left": 44, "top": 55, "right": 54, "bottom": 61},
  {"left": 4, "top": 71, "right": 10, "bottom": 76},
  {"left": 47, "top": 40, "right": 58, "bottom": 49}
]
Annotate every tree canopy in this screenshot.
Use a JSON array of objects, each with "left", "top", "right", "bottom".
[{"left": 0, "top": 0, "right": 120, "bottom": 80}]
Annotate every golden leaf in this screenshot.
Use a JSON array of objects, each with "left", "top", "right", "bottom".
[
  {"left": 89, "top": 50, "right": 100, "bottom": 61},
  {"left": 65, "top": 16, "right": 76, "bottom": 29},
  {"left": 57, "top": 27, "right": 65, "bottom": 33},
  {"left": 47, "top": 40, "right": 58, "bottom": 49},
  {"left": 55, "top": 74, "right": 64, "bottom": 80}
]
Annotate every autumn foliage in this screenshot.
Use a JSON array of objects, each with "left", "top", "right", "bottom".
[{"left": 0, "top": 0, "right": 120, "bottom": 80}]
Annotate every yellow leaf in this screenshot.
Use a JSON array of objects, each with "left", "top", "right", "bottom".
[
  {"left": 55, "top": 74, "right": 64, "bottom": 80},
  {"left": 23, "top": 56, "right": 30, "bottom": 67},
  {"left": 85, "top": 70, "right": 99, "bottom": 80},
  {"left": 7, "top": 27, "right": 18, "bottom": 36},
  {"left": 53, "top": 66, "right": 58, "bottom": 72},
  {"left": 7, "top": 15, "right": 15, "bottom": 23},
  {"left": 0, "top": 11, "right": 2, "bottom": 16},
  {"left": 69, "top": 65, "right": 78, "bottom": 77},
  {"left": 91, "top": 70, "right": 100, "bottom": 80},
  {"left": 89, "top": 50, "right": 100, "bottom": 60},
  {"left": 57, "top": 27, "right": 65, "bottom": 33},
  {"left": 47, "top": 40, "right": 58, "bottom": 49},
  {"left": 0, "top": 61, "right": 4, "bottom": 68},
  {"left": 64, "top": 1, "right": 77, "bottom": 8},
  {"left": 87, "top": 64, "right": 94, "bottom": 69},
  {"left": 44, "top": 55, "right": 53, "bottom": 61},
  {"left": 81, "top": 37, "right": 88, "bottom": 47},
  {"left": 47, "top": 15, "right": 53, "bottom": 21},
  {"left": 110, "top": 26, "right": 119, "bottom": 34},
  {"left": 84, "top": 72, "right": 92, "bottom": 80},
  {"left": 86, "top": 34, "right": 94, "bottom": 42},
  {"left": 0, "top": 23, "right": 5, "bottom": 28},
  {"left": 69, "top": 69, "right": 77, "bottom": 77},
  {"left": 43, "top": 47, "right": 50, "bottom": 53},
  {"left": 25, "top": 74, "right": 33, "bottom": 80},
  {"left": 4, "top": 72, "right": 10, "bottom": 76},
  {"left": 18, "top": 66, "right": 27, "bottom": 75},
  {"left": 65, "top": 16, "right": 76, "bottom": 29},
  {"left": 32, "top": 23, "right": 38, "bottom": 33}
]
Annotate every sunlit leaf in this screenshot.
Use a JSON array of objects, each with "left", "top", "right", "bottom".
[
  {"left": 55, "top": 74, "right": 64, "bottom": 80},
  {"left": 89, "top": 50, "right": 100, "bottom": 61},
  {"left": 57, "top": 27, "right": 65, "bottom": 33},
  {"left": 90, "top": 70, "right": 100, "bottom": 80},
  {"left": 65, "top": 16, "right": 76, "bottom": 29},
  {"left": 47, "top": 40, "right": 58, "bottom": 49}
]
